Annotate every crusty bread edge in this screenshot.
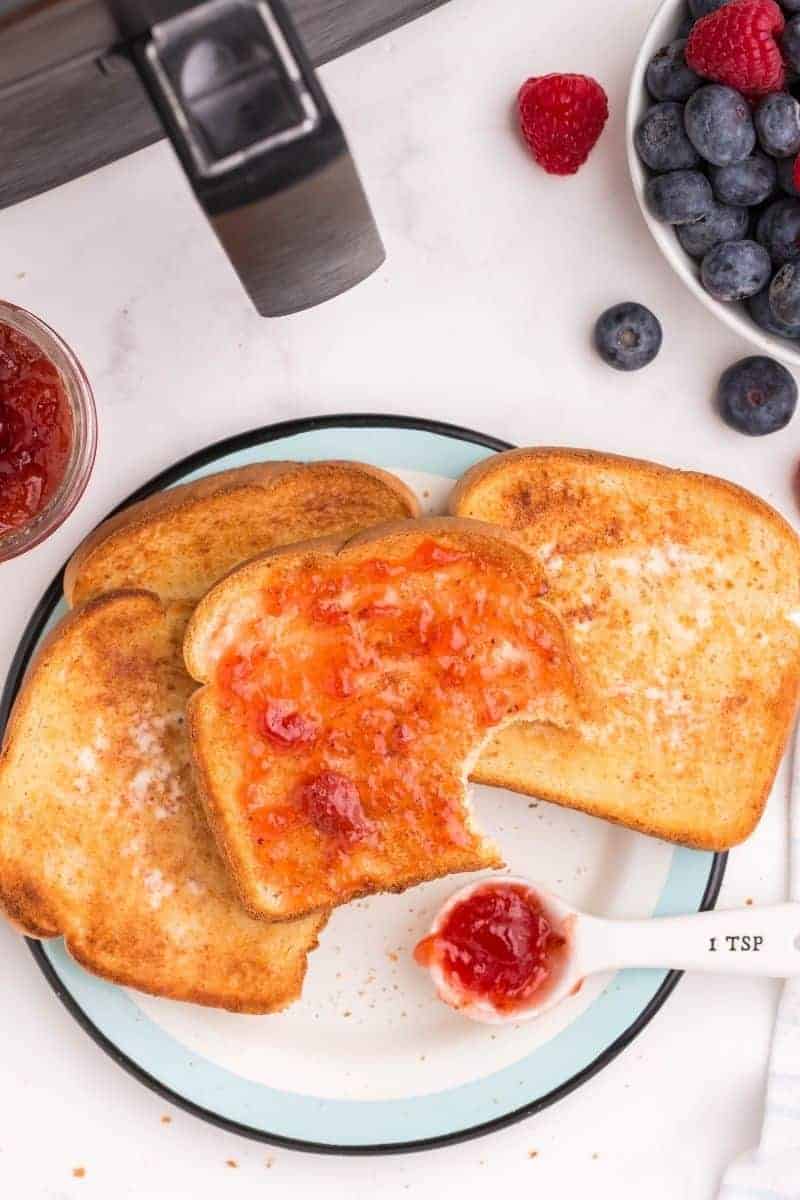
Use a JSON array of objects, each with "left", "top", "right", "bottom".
[
  {"left": 65, "top": 459, "right": 421, "bottom": 608},
  {"left": 184, "top": 517, "right": 588, "bottom": 918},
  {"left": 64, "top": 912, "right": 327, "bottom": 1015},
  {"left": 450, "top": 445, "right": 800, "bottom": 551}
]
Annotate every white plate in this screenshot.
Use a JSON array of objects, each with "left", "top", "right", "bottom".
[{"left": 2, "top": 415, "right": 724, "bottom": 1153}]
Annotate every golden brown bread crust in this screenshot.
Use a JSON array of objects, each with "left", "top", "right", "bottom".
[
  {"left": 452, "top": 447, "right": 800, "bottom": 849},
  {"left": 184, "top": 517, "right": 586, "bottom": 920},
  {"left": 0, "top": 592, "right": 325, "bottom": 1013},
  {"left": 65, "top": 460, "right": 420, "bottom": 607}
]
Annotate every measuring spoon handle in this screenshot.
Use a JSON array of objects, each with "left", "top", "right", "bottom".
[{"left": 577, "top": 903, "right": 800, "bottom": 979}]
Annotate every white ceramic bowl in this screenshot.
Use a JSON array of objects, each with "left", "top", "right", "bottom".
[{"left": 626, "top": 0, "right": 800, "bottom": 368}]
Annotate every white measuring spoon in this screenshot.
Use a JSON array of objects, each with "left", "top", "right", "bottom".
[{"left": 418, "top": 876, "right": 800, "bottom": 1024}]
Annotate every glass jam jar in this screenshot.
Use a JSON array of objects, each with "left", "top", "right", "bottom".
[{"left": 0, "top": 301, "right": 97, "bottom": 563}]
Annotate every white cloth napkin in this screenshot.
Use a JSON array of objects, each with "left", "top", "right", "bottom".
[{"left": 718, "top": 726, "right": 800, "bottom": 1200}]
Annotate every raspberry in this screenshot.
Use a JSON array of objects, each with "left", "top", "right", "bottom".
[
  {"left": 686, "top": 0, "right": 785, "bottom": 96},
  {"left": 517, "top": 74, "right": 609, "bottom": 175},
  {"left": 793, "top": 154, "right": 800, "bottom": 192}
]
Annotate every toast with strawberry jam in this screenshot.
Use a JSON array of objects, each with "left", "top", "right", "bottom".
[
  {"left": 184, "top": 519, "right": 584, "bottom": 921},
  {"left": 451, "top": 448, "right": 800, "bottom": 849}
]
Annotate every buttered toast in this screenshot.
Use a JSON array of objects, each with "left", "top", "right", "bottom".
[
  {"left": 0, "top": 461, "right": 419, "bottom": 1010},
  {"left": 184, "top": 519, "right": 584, "bottom": 921},
  {"left": 65, "top": 460, "right": 419, "bottom": 607},
  {"left": 0, "top": 593, "right": 325, "bottom": 1011},
  {"left": 452, "top": 448, "right": 800, "bottom": 849}
]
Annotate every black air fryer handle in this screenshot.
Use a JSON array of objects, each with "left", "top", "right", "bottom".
[{"left": 108, "top": 0, "right": 385, "bottom": 316}]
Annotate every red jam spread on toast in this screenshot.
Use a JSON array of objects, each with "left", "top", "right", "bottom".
[
  {"left": 215, "top": 539, "right": 572, "bottom": 898},
  {"left": 415, "top": 882, "right": 568, "bottom": 1014},
  {"left": 0, "top": 322, "right": 72, "bottom": 536},
  {"left": 296, "top": 771, "right": 375, "bottom": 845}
]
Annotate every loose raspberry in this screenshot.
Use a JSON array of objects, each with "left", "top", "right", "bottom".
[
  {"left": 517, "top": 74, "right": 609, "bottom": 176},
  {"left": 686, "top": 0, "right": 785, "bottom": 96}
]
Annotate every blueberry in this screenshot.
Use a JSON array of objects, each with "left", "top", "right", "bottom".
[
  {"left": 593, "top": 303, "right": 663, "bottom": 371},
  {"left": 747, "top": 287, "right": 800, "bottom": 338},
  {"left": 776, "top": 155, "right": 800, "bottom": 196},
  {"left": 689, "top": 0, "right": 730, "bottom": 15},
  {"left": 717, "top": 356, "right": 797, "bottom": 434},
  {"left": 769, "top": 261, "right": 800, "bottom": 325},
  {"left": 755, "top": 197, "right": 800, "bottom": 262},
  {"left": 700, "top": 239, "right": 771, "bottom": 300},
  {"left": 684, "top": 85, "right": 756, "bottom": 166},
  {"left": 710, "top": 153, "right": 776, "bottom": 205},
  {"left": 645, "top": 169, "right": 713, "bottom": 222},
  {"left": 782, "top": 15, "right": 800, "bottom": 73},
  {"left": 635, "top": 103, "right": 700, "bottom": 171},
  {"left": 676, "top": 11, "right": 695, "bottom": 37},
  {"left": 676, "top": 200, "right": 749, "bottom": 256},
  {"left": 646, "top": 40, "right": 702, "bottom": 102},
  {"left": 754, "top": 93, "right": 800, "bottom": 157},
  {"left": 782, "top": 0, "right": 800, "bottom": 13}
]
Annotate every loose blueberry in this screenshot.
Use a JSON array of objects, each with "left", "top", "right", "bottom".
[
  {"left": 781, "top": 15, "right": 800, "bottom": 74},
  {"left": 755, "top": 198, "right": 800, "bottom": 262},
  {"left": 700, "top": 239, "right": 771, "bottom": 300},
  {"left": 748, "top": 288, "right": 800, "bottom": 338},
  {"left": 710, "top": 153, "right": 776, "bottom": 206},
  {"left": 645, "top": 169, "right": 714, "bottom": 223},
  {"left": 717, "top": 356, "right": 798, "bottom": 435},
  {"left": 755, "top": 93, "right": 800, "bottom": 158},
  {"left": 769, "top": 261, "right": 800, "bottom": 325},
  {"left": 684, "top": 85, "right": 756, "bottom": 167},
  {"left": 676, "top": 200, "right": 749, "bottom": 256},
  {"left": 689, "top": 0, "right": 730, "bottom": 15},
  {"left": 676, "top": 11, "right": 695, "bottom": 37},
  {"left": 593, "top": 303, "right": 663, "bottom": 371},
  {"left": 776, "top": 155, "right": 800, "bottom": 197},
  {"left": 635, "top": 103, "right": 700, "bottom": 171},
  {"left": 646, "top": 40, "right": 703, "bottom": 102}
]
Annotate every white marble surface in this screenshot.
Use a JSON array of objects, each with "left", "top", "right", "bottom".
[{"left": 1, "top": 0, "right": 798, "bottom": 1195}]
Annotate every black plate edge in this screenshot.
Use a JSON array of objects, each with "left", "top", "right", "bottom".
[{"left": 0, "top": 411, "right": 727, "bottom": 1157}]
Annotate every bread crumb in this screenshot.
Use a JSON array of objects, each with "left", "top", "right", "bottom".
[
  {"left": 423, "top": 490, "right": 430, "bottom": 498},
  {"left": 265, "top": 1156, "right": 275, "bottom": 1168},
  {"left": 343, "top": 1010, "right": 352, "bottom": 1018},
  {"left": 72, "top": 1168, "right": 86, "bottom": 1179},
  {"left": 226, "top": 1159, "right": 238, "bottom": 1168},
  {"left": 528, "top": 1150, "right": 539, "bottom": 1159},
  {"left": 592, "top": 1152, "right": 600, "bottom": 1160},
  {"left": 387, "top": 951, "right": 399, "bottom": 962},
  {"left": 160, "top": 1115, "right": 172, "bottom": 1124},
  {"left": 746, "top": 897, "right": 753, "bottom": 906}
]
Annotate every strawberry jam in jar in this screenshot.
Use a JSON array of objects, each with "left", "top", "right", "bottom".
[{"left": 0, "top": 301, "right": 96, "bottom": 562}]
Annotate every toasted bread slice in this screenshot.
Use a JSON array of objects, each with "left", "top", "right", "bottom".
[
  {"left": 0, "top": 592, "right": 325, "bottom": 1012},
  {"left": 451, "top": 448, "right": 800, "bottom": 849},
  {"left": 184, "top": 518, "right": 584, "bottom": 921},
  {"left": 65, "top": 460, "right": 420, "bottom": 607},
  {"left": 0, "top": 461, "right": 418, "bottom": 1010}
]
